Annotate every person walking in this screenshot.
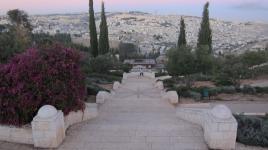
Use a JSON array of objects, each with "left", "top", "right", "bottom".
[{"left": 139, "top": 68, "right": 142, "bottom": 78}]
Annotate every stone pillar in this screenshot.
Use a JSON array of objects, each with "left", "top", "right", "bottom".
[
  {"left": 96, "top": 91, "right": 110, "bottom": 104},
  {"left": 156, "top": 81, "right": 164, "bottom": 90},
  {"left": 151, "top": 72, "right": 155, "bottom": 79},
  {"left": 31, "top": 105, "right": 65, "bottom": 148},
  {"left": 165, "top": 91, "right": 179, "bottom": 104},
  {"left": 113, "top": 81, "right": 121, "bottom": 90},
  {"left": 123, "top": 73, "right": 128, "bottom": 80},
  {"left": 204, "top": 105, "right": 237, "bottom": 150},
  {"left": 122, "top": 73, "right": 128, "bottom": 84}
]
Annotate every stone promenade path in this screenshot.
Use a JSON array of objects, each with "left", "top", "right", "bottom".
[
  {"left": 58, "top": 77, "right": 207, "bottom": 150},
  {"left": 0, "top": 77, "right": 207, "bottom": 150}
]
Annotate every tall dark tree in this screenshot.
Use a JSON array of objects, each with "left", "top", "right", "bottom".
[
  {"left": 0, "top": 9, "right": 32, "bottom": 63},
  {"left": 177, "top": 17, "right": 186, "bottom": 47},
  {"left": 98, "top": 1, "right": 110, "bottom": 55},
  {"left": 7, "top": 9, "right": 32, "bottom": 31},
  {"left": 89, "top": 0, "right": 98, "bottom": 57},
  {"left": 197, "top": 2, "right": 212, "bottom": 54}
]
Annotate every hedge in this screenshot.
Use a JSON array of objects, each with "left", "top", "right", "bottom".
[
  {"left": 86, "top": 84, "right": 110, "bottom": 96},
  {"left": 235, "top": 115, "right": 268, "bottom": 147}
]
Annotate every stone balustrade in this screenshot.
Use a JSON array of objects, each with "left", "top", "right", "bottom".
[
  {"left": 176, "top": 104, "right": 237, "bottom": 150},
  {"left": 0, "top": 103, "right": 98, "bottom": 148},
  {"left": 0, "top": 126, "right": 33, "bottom": 145}
]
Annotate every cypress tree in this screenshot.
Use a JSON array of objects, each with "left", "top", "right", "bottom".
[
  {"left": 177, "top": 17, "right": 187, "bottom": 47},
  {"left": 197, "top": 2, "right": 212, "bottom": 54},
  {"left": 99, "top": 1, "right": 110, "bottom": 55},
  {"left": 89, "top": 0, "right": 98, "bottom": 57}
]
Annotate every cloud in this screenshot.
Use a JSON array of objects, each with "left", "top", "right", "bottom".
[{"left": 234, "top": 0, "right": 268, "bottom": 11}]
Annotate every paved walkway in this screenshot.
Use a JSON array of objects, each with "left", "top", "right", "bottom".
[
  {"left": 59, "top": 77, "right": 207, "bottom": 150},
  {"left": 0, "top": 77, "right": 207, "bottom": 150}
]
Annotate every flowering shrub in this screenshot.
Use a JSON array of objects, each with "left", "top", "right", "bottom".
[{"left": 0, "top": 45, "right": 86, "bottom": 126}]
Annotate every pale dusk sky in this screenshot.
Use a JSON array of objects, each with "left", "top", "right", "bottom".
[{"left": 1, "top": 0, "right": 268, "bottom": 22}]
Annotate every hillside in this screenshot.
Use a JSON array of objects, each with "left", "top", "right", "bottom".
[{"left": 1, "top": 12, "right": 267, "bottom": 54}]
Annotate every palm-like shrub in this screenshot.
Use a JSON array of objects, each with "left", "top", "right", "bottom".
[{"left": 0, "top": 45, "right": 86, "bottom": 126}]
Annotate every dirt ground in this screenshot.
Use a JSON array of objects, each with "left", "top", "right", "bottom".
[
  {"left": 188, "top": 76, "right": 268, "bottom": 103},
  {"left": 241, "top": 75, "right": 268, "bottom": 87},
  {"left": 97, "top": 83, "right": 113, "bottom": 90},
  {"left": 193, "top": 81, "right": 215, "bottom": 88},
  {"left": 193, "top": 75, "right": 268, "bottom": 88}
]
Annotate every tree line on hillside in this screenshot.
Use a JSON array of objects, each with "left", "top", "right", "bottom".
[{"left": 166, "top": 2, "right": 268, "bottom": 87}]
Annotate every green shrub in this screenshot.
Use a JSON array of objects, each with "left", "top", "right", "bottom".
[
  {"left": 86, "top": 84, "right": 110, "bottom": 96},
  {"left": 87, "top": 73, "right": 122, "bottom": 84},
  {"left": 242, "top": 85, "right": 257, "bottom": 95},
  {"left": 252, "top": 65, "right": 268, "bottom": 77},
  {"left": 121, "top": 63, "right": 132, "bottom": 73},
  {"left": 162, "top": 78, "right": 176, "bottom": 89},
  {"left": 214, "top": 76, "right": 234, "bottom": 86},
  {"left": 90, "top": 55, "right": 113, "bottom": 73},
  {"left": 189, "top": 91, "right": 202, "bottom": 101},
  {"left": 255, "top": 87, "right": 268, "bottom": 94},
  {"left": 190, "top": 73, "right": 213, "bottom": 81},
  {"left": 191, "top": 87, "right": 205, "bottom": 93},
  {"left": 155, "top": 72, "right": 169, "bottom": 77},
  {"left": 108, "top": 70, "right": 124, "bottom": 77},
  {"left": 207, "top": 87, "right": 221, "bottom": 96},
  {"left": 176, "top": 86, "right": 191, "bottom": 97},
  {"left": 220, "top": 86, "right": 237, "bottom": 94},
  {"left": 235, "top": 115, "right": 268, "bottom": 147}
]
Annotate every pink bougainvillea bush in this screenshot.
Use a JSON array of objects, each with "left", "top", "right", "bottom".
[{"left": 0, "top": 45, "right": 86, "bottom": 126}]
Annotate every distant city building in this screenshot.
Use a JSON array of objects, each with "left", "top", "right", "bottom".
[{"left": 124, "top": 59, "right": 156, "bottom": 69}]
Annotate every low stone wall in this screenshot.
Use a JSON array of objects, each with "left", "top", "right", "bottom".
[
  {"left": 64, "top": 103, "right": 98, "bottom": 130},
  {"left": 177, "top": 104, "right": 237, "bottom": 150},
  {"left": 0, "top": 103, "right": 98, "bottom": 148},
  {"left": 0, "top": 125, "right": 33, "bottom": 145}
]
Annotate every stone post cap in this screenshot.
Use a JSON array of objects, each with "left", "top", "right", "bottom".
[
  {"left": 156, "top": 81, "right": 164, "bottom": 90},
  {"left": 211, "top": 105, "right": 232, "bottom": 119},
  {"left": 37, "top": 105, "right": 58, "bottom": 118},
  {"left": 113, "top": 81, "right": 121, "bottom": 90}
]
